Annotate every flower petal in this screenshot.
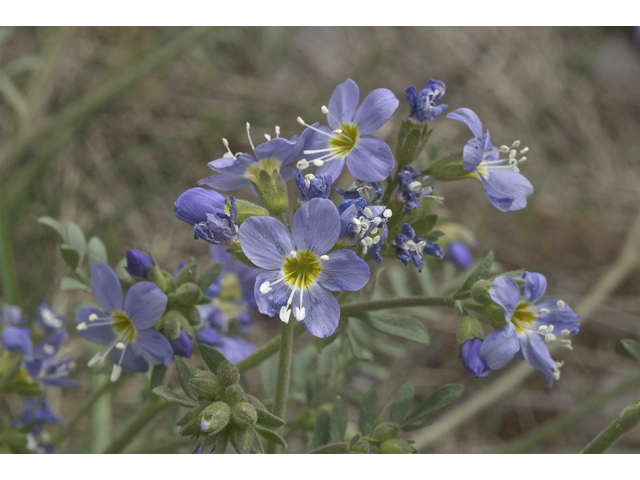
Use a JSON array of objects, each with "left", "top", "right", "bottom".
[
  {"left": 327, "top": 79, "right": 360, "bottom": 129},
  {"left": 174, "top": 187, "right": 227, "bottom": 226},
  {"left": 479, "top": 323, "right": 520, "bottom": 370},
  {"left": 353, "top": 88, "right": 399, "bottom": 136},
  {"left": 291, "top": 198, "right": 340, "bottom": 254},
  {"left": 196, "top": 327, "right": 223, "bottom": 347},
  {"left": 446, "top": 108, "right": 484, "bottom": 138},
  {"left": 111, "top": 342, "right": 149, "bottom": 373},
  {"left": 480, "top": 170, "right": 534, "bottom": 212},
  {"left": 298, "top": 284, "right": 340, "bottom": 338},
  {"left": 75, "top": 306, "right": 115, "bottom": 346},
  {"left": 346, "top": 136, "right": 395, "bottom": 182},
  {"left": 198, "top": 173, "right": 252, "bottom": 191},
  {"left": 90, "top": 263, "right": 123, "bottom": 313},
  {"left": 519, "top": 333, "right": 556, "bottom": 380},
  {"left": 1, "top": 327, "right": 33, "bottom": 358},
  {"left": 254, "top": 136, "right": 304, "bottom": 166},
  {"left": 217, "top": 336, "right": 257, "bottom": 363},
  {"left": 462, "top": 137, "right": 485, "bottom": 171},
  {"left": 536, "top": 299, "right": 581, "bottom": 334},
  {"left": 489, "top": 276, "right": 522, "bottom": 321},
  {"left": 314, "top": 157, "right": 346, "bottom": 183},
  {"left": 522, "top": 272, "right": 547, "bottom": 304},
  {"left": 318, "top": 249, "right": 370, "bottom": 291},
  {"left": 254, "top": 270, "right": 292, "bottom": 318},
  {"left": 135, "top": 329, "right": 174, "bottom": 366},
  {"left": 239, "top": 216, "right": 294, "bottom": 270},
  {"left": 124, "top": 282, "right": 168, "bottom": 330},
  {"left": 460, "top": 338, "right": 491, "bottom": 378}
]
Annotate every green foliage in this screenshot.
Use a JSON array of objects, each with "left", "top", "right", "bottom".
[
  {"left": 358, "top": 387, "right": 378, "bottom": 436},
  {"left": 60, "top": 276, "right": 91, "bottom": 292},
  {"left": 256, "top": 408, "right": 286, "bottom": 428},
  {"left": 456, "top": 251, "right": 494, "bottom": 294},
  {"left": 356, "top": 313, "right": 430, "bottom": 345},
  {"left": 152, "top": 386, "right": 199, "bottom": 408},
  {"left": 174, "top": 356, "right": 198, "bottom": 400},
  {"left": 255, "top": 426, "right": 287, "bottom": 449},
  {"left": 37, "top": 216, "right": 65, "bottom": 242},
  {"left": 329, "top": 398, "right": 348, "bottom": 444},
  {"left": 59, "top": 244, "right": 81, "bottom": 270},
  {"left": 401, "top": 384, "right": 464, "bottom": 427},
  {"left": 86, "top": 237, "right": 108, "bottom": 267},
  {"left": 389, "top": 382, "right": 414, "bottom": 424},
  {"left": 150, "top": 365, "right": 168, "bottom": 390},
  {"left": 198, "top": 263, "right": 224, "bottom": 291},
  {"left": 621, "top": 340, "right": 640, "bottom": 365},
  {"left": 65, "top": 222, "right": 86, "bottom": 265},
  {"left": 311, "top": 409, "right": 331, "bottom": 449}
]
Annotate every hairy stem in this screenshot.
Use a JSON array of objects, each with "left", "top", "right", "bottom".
[
  {"left": 582, "top": 391, "right": 640, "bottom": 454},
  {"left": 340, "top": 296, "right": 457, "bottom": 316},
  {"left": 266, "top": 320, "right": 296, "bottom": 454},
  {"left": 310, "top": 442, "right": 350, "bottom": 454}
]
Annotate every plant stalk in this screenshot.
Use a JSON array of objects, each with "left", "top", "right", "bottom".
[{"left": 582, "top": 390, "right": 640, "bottom": 454}]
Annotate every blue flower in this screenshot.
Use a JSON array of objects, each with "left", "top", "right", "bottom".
[
  {"left": 174, "top": 188, "right": 239, "bottom": 246},
  {"left": 196, "top": 304, "right": 257, "bottom": 363},
  {"left": 460, "top": 338, "right": 490, "bottom": 378},
  {"left": 392, "top": 224, "right": 444, "bottom": 273},
  {"left": 0, "top": 304, "right": 26, "bottom": 327},
  {"left": 337, "top": 198, "right": 391, "bottom": 264},
  {"left": 299, "top": 79, "right": 399, "bottom": 183},
  {"left": 75, "top": 263, "right": 174, "bottom": 382},
  {"left": 405, "top": 79, "right": 448, "bottom": 124},
  {"left": 295, "top": 168, "right": 333, "bottom": 203},
  {"left": 446, "top": 108, "right": 533, "bottom": 212},
  {"left": 335, "top": 181, "right": 384, "bottom": 204},
  {"left": 198, "top": 126, "right": 310, "bottom": 191},
  {"left": 34, "top": 302, "right": 65, "bottom": 333},
  {"left": 396, "top": 166, "right": 439, "bottom": 211},
  {"left": 14, "top": 399, "right": 63, "bottom": 454},
  {"left": 479, "top": 272, "right": 581, "bottom": 387},
  {"left": 24, "top": 330, "right": 81, "bottom": 388},
  {"left": 126, "top": 250, "right": 154, "bottom": 278},
  {"left": 1, "top": 326, "right": 33, "bottom": 358},
  {"left": 446, "top": 241, "right": 473, "bottom": 270},
  {"left": 239, "top": 198, "right": 370, "bottom": 338},
  {"left": 169, "top": 330, "right": 194, "bottom": 359}
]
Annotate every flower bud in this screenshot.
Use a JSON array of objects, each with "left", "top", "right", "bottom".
[
  {"left": 218, "top": 360, "right": 240, "bottom": 387},
  {"left": 189, "top": 370, "right": 223, "bottom": 401},
  {"left": 427, "top": 152, "right": 471, "bottom": 181},
  {"left": 231, "top": 402, "right": 258, "bottom": 429},
  {"left": 230, "top": 426, "right": 254, "bottom": 454},
  {"left": 371, "top": 422, "right": 400, "bottom": 443},
  {"left": 471, "top": 279, "right": 493, "bottom": 305},
  {"left": 446, "top": 241, "right": 473, "bottom": 270},
  {"left": 171, "top": 282, "right": 202, "bottom": 306},
  {"left": 176, "top": 258, "right": 198, "bottom": 286},
  {"left": 380, "top": 438, "right": 416, "bottom": 454},
  {"left": 350, "top": 441, "right": 370, "bottom": 454},
  {"left": 460, "top": 338, "right": 490, "bottom": 378},
  {"left": 224, "top": 384, "right": 245, "bottom": 405},
  {"left": 126, "top": 249, "right": 154, "bottom": 278},
  {"left": 200, "top": 402, "right": 231, "bottom": 435},
  {"left": 255, "top": 169, "right": 289, "bottom": 216}
]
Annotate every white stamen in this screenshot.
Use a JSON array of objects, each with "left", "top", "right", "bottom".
[
  {"left": 321, "top": 106, "right": 329, "bottom": 114},
  {"left": 557, "top": 300, "right": 566, "bottom": 309},
  {"left": 77, "top": 322, "right": 88, "bottom": 331},
  {"left": 296, "top": 117, "right": 305, "bottom": 125},
  {"left": 313, "top": 159, "right": 324, "bottom": 166},
  {"left": 383, "top": 209, "right": 392, "bottom": 218},
  {"left": 89, "top": 313, "right": 98, "bottom": 322},
  {"left": 260, "top": 281, "right": 272, "bottom": 294},
  {"left": 264, "top": 134, "right": 271, "bottom": 141},
  {"left": 246, "top": 122, "right": 256, "bottom": 151},
  {"left": 279, "top": 306, "right": 291, "bottom": 324},
  {"left": 540, "top": 308, "right": 550, "bottom": 313},
  {"left": 43, "top": 345, "right": 55, "bottom": 355},
  {"left": 561, "top": 329, "right": 570, "bottom": 336},
  {"left": 408, "top": 181, "right": 423, "bottom": 192},
  {"left": 363, "top": 207, "right": 373, "bottom": 217},
  {"left": 520, "top": 147, "right": 529, "bottom": 154},
  {"left": 333, "top": 129, "right": 342, "bottom": 134},
  {"left": 275, "top": 125, "right": 280, "bottom": 137},
  {"left": 294, "top": 306, "right": 306, "bottom": 321},
  {"left": 373, "top": 235, "right": 381, "bottom": 244},
  {"left": 110, "top": 365, "right": 122, "bottom": 382},
  {"left": 115, "top": 342, "right": 126, "bottom": 350},
  {"left": 87, "top": 352, "right": 103, "bottom": 367},
  {"left": 552, "top": 361, "right": 564, "bottom": 381},
  {"left": 373, "top": 217, "right": 382, "bottom": 226},
  {"left": 222, "top": 138, "right": 229, "bottom": 147},
  {"left": 500, "top": 145, "right": 510, "bottom": 152},
  {"left": 298, "top": 159, "right": 309, "bottom": 169},
  {"left": 512, "top": 140, "right": 521, "bottom": 147},
  {"left": 289, "top": 251, "right": 297, "bottom": 258},
  {"left": 320, "top": 255, "right": 329, "bottom": 261}
]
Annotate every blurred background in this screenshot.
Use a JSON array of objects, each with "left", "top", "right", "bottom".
[{"left": 1, "top": 26, "right": 639, "bottom": 453}]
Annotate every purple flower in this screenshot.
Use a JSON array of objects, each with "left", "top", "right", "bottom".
[
  {"left": 295, "top": 168, "right": 333, "bottom": 203},
  {"left": 239, "top": 198, "right": 370, "bottom": 338},
  {"left": 299, "top": 79, "right": 399, "bottom": 183},
  {"left": 174, "top": 188, "right": 239, "bottom": 246},
  {"left": 24, "top": 330, "right": 82, "bottom": 388},
  {"left": 460, "top": 338, "right": 490, "bottom": 378},
  {"left": 396, "top": 166, "right": 439, "bottom": 211},
  {"left": 337, "top": 198, "right": 391, "bottom": 264},
  {"left": 1, "top": 326, "right": 33, "bottom": 358},
  {"left": 392, "top": 224, "right": 444, "bottom": 273},
  {"left": 205, "top": 245, "right": 259, "bottom": 310},
  {"left": 0, "top": 304, "right": 26, "bottom": 327},
  {"left": 446, "top": 108, "right": 533, "bottom": 212},
  {"left": 446, "top": 241, "right": 473, "bottom": 270},
  {"left": 34, "top": 302, "right": 65, "bottom": 332},
  {"left": 169, "top": 330, "right": 194, "bottom": 359},
  {"left": 126, "top": 250, "right": 154, "bottom": 278},
  {"left": 196, "top": 304, "right": 256, "bottom": 363},
  {"left": 335, "top": 181, "right": 384, "bottom": 204},
  {"left": 405, "top": 79, "right": 448, "bottom": 124},
  {"left": 198, "top": 127, "right": 309, "bottom": 191},
  {"left": 15, "top": 399, "right": 63, "bottom": 454},
  {"left": 479, "top": 272, "right": 581, "bottom": 387},
  {"left": 75, "top": 263, "right": 173, "bottom": 382}
]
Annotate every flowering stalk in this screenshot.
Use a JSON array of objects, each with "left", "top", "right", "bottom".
[{"left": 582, "top": 391, "right": 640, "bottom": 454}]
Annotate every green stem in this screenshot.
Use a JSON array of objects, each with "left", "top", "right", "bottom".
[
  {"left": 0, "top": 183, "right": 19, "bottom": 303},
  {"left": 51, "top": 378, "right": 119, "bottom": 448},
  {"left": 266, "top": 320, "right": 295, "bottom": 454},
  {"left": 340, "top": 296, "right": 457, "bottom": 317},
  {"left": 235, "top": 322, "right": 305, "bottom": 374},
  {"left": 310, "top": 442, "right": 349, "bottom": 454},
  {"left": 582, "top": 390, "right": 640, "bottom": 454},
  {"left": 101, "top": 397, "right": 172, "bottom": 454},
  {"left": 500, "top": 373, "right": 640, "bottom": 454},
  {"left": 129, "top": 436, "right": 194, "bottom": 454}
]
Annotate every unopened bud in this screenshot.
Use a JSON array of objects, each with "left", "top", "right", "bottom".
[
  {"left": 176, "top": 258, "right": 198, "bottom": 286},
  {"left": 231, "top": 402, "right": 258, "bottom": 429},
  {"left": 171, "top": 282, "right": 202, "bottom": 306},
  {"left": 350, "top": 441, "right": 371, "bottom": 454},
  {"left": 218, "top": 361, "right": 240, "bottom": 387},
  {"left": 200, "top": 402, "right": 231, "bottom": 435},
  {"left": 224, "top": 384, "right": 245, "bottom": 405},
  {"left": 146, "top": 265, "right": 169, "bottom": 293},
  {"left": 230, "top": 426, "right": 254, "bottom": 454},
  {"left": 189, "top": 370, "right": 223, "bottom": 401},
  {"left": 371, "top": 422, "right": 400, "bottom": 442},
  {"left": 380, "top": 438, "right": 416, "bottom": 454}
]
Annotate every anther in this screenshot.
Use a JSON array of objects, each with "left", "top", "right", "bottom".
[
  {"left": 540, "top": 308, "right": 550, "bottom": 313},
  {"left": 264, "top": 134, "right": 271, "bottom": 141},
  {"left": 77, "top": 322, "right": 88, "bottom": 331},
  {"left": 333, "top": 129, "right": 343, "bottom": 134},
  {"left": 557, "top": 300, "right": 566, "bottom": 309},
  {"left": 279, "top": 306, "right": 291, "bottom": 324},
  {"left": 321, "top": 106, "right": 329, "bottom": 114},
  {"left": 298, "top": 159, "right": 309, "bottom": 169},
  {"left": 111, "top": 365, "right": 122, "bottom": 382},
  {"left": 363, "top": 207, "right": 373, "bottom": 217},
  {"left": 313, "top": 159, "right": 324, "bottom": 166},
  {"left": 512, "top": 140, "right": 521, "bottom": 147},
  {"left": 320, "top": 255, "right": 329, "bottom": 261},
  {"left": 383, "top": 209, "right": 392, "bottom": 218},
  {"left": 294, "top": 307, "right": 306, "bottom": 321},
  {"left": 275, "top": 125, "right": 280, "bottom": 137},
  {"left": 259, "top": 282, "right": 272, "bottom": 294},
  {"left": 222, "top": 138, "right": 229, "bottom": 147},
  {"left": 289, "top": 251, "right": 297, "bottom": 258},
  {"left": 373, "top": 217, "right": 382, "bottom": 226},
  {"left": 115, "top": 342, "right": 126, "bottom": 350},
  {"left": 500, "top": 145, "right": 509, "bottom": 152},
  {"left": 296, "top": 117, "right": 305, "bottom": 125},
  {"left": 43, "top": 345, "right": 55, "bottom": 355},
  {"left": 509, "top": 149, "right": 517, "bottom": 158},
  {"left": 520, "top": 147, "right": 529, "bottom": 154},
  {"left": 89, "top": 313, "right": 98, "bottom": 322}
]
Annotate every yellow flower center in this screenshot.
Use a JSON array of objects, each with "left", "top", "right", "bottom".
[
  {"left": 329, "top": 123, "right": 359, "bottom": 157},
  {"left": 511, "top": 301, "right": 538, "bottom": 334},
  {"left": 283, "top": 250, "right": 322, "bottom": 289},
  {"left": 245, "top": 157, "right": 282, "bottom": 185},
  {"left": 111, "top": 311, "right": 136, "bottom": 343}
]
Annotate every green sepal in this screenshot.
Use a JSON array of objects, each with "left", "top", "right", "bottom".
[
  {"left": 217, "top": 359, "right": 240, "bottom": 387},
  {"left": 348, "top": 433, "right": 362, "bottom": 449},
  {"left": 170, "top": 282, "right": 202, "bottom": 307},
  {"left": 231, "top": 402, "right": 258, "bottom": 429},
  {"left": 214, "top": 427, "right": 230, "bottom": 454},
  {"left": 380, "top": 438, "right": 415, "bottom": 454},
  {"left": 250, "top": 431, "right": 265, "bottom": 454},
  {"left": 372, "top": 422, "right": 401, "bottom": 443},
  {"left": 37, "top": 216, "right": 65, "bottom": 242},
  {"left": 483, "top": 303, "right": 508, "bottom": 329},
  {"left": 255, "top": 408, "right": 285, "bottom": 428},
  {"left": 427, "top": 152, "right": 470, "bottom": 181},
  {"left": 401, "top": 384, "right": 464, "bottom": 427},
  {"left": 471, "top": 279, "right": 493, "bottom": 304},
  {"left": 199, "top": 434, "right": 217, "bottom": 454},
  {"left": 198, "top": 263, "right": 224, "bottom": 291},
  {"left": 201, "top": 402, "right": 232, "bottom": 435},
  {"left": 223, "top": 384, "right": 245, "bottom": 405},
  {"left": 189, "top": 370, "right": 223, "bottom": 401},
  {"left": 255, "top": 169, "right": 289, "bottom": 216},
  {"left": 225, "top": 248, "right": 258, "bottom": 269},
  {"left": 152, "top": 386, "right": 198, "bottom": 408},
  {"left": 147, "top": 265, "right": 170, "bottom": 293},
  {"left": 456, "top": 251, "right": 494, "bottom": 294},
  {"left": 395, "top": 121, "right": 431, "bottom": 167},
  {"left": 350, "top": 441, "right": 370, "bottom": 454},
  {"left": 235, "top": 198, "right": 270, "bottom": 224},
  {"left": 244, "top": 394, "right": 267, "bottom": 411},
  {"left": 254, "top": 425, "right": 287, "bottom": 449},
  {"left": 176, "top": 403, "right": 208, "bottom": 428},
  {"left": 456, "top": 316, "right": 486, "bottom": 350},
  {"left": 162, "top": 310, "right": 185, "bottom": 340}
]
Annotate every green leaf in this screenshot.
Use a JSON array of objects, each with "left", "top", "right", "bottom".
[
  {"left": 357, "top": 313, "right": 430, "bottom": 345},
  {"left": 198, "top": 263, "right": 224, "bottom": 291},
  {"left": 176, "top": 404, "right": 207, "bottom": 427},
  {"left": 255, "top": 426, "right": 287, "bottom": 448},
  {"left": 346, "top": 328, "right": 372, "bottom": 361},
  {"left": 330, "top": 397, "right": 348, "bottom": 443},
  {"left": 60, "top": 276, "right": 91, "bottom": 292},
  {"left": 150, "top": 364, "right": 168, "bottom": 390},
  {"left": 59, "top": 244, "right": 81, "bottom": 270},
  {"left": 152, "top": 386, "right": 198, "bottom": 408},
  {"left": 199, "top": 344, "right": 231, "bottom": 374},
  {"left": 37, "top": 216, "right": 65, "bottom": 242},
  {"left": 402, "top": 384, "right": 464, "bottom": 427},
  {"left": 621, "top": 339, "right": 640, "bottom": 365},
  {"left": 358, "top": 387, "right": 378, "bottom": 436},
  {"left": 226, "top": 248, "right": 258, "bottom": 269},
  {"left": 456, "top": 251, "right": 494, "bottom": 294},
  {"left": 86, "top": 237, "right": 108, "bottom": 267},
  {"left": 349, "top": 433, "right": 361, "bottom": 449},
  {"left": 311, "top": 409, "right": 331, "bottom": 449},
  {"left": 401, "top": 422, "right": 433, "bottom": 432},
  {"left": 389, "top": 382, "right": 414, "bottom": 424},
  {"left": 251, "top": 431, "right": 264, "bottom": 454},
  {"left": 256, "top": 408, "right": 285, "bottom": 428},
  {"left": 412, "top": 214, "right": 438, "bottom": 237},
  {"left": 66, "top": 222, "right": 86, "bottom": 265},
  {"left": 174, "top": 357, "right": 198, "bottom": 400}
]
